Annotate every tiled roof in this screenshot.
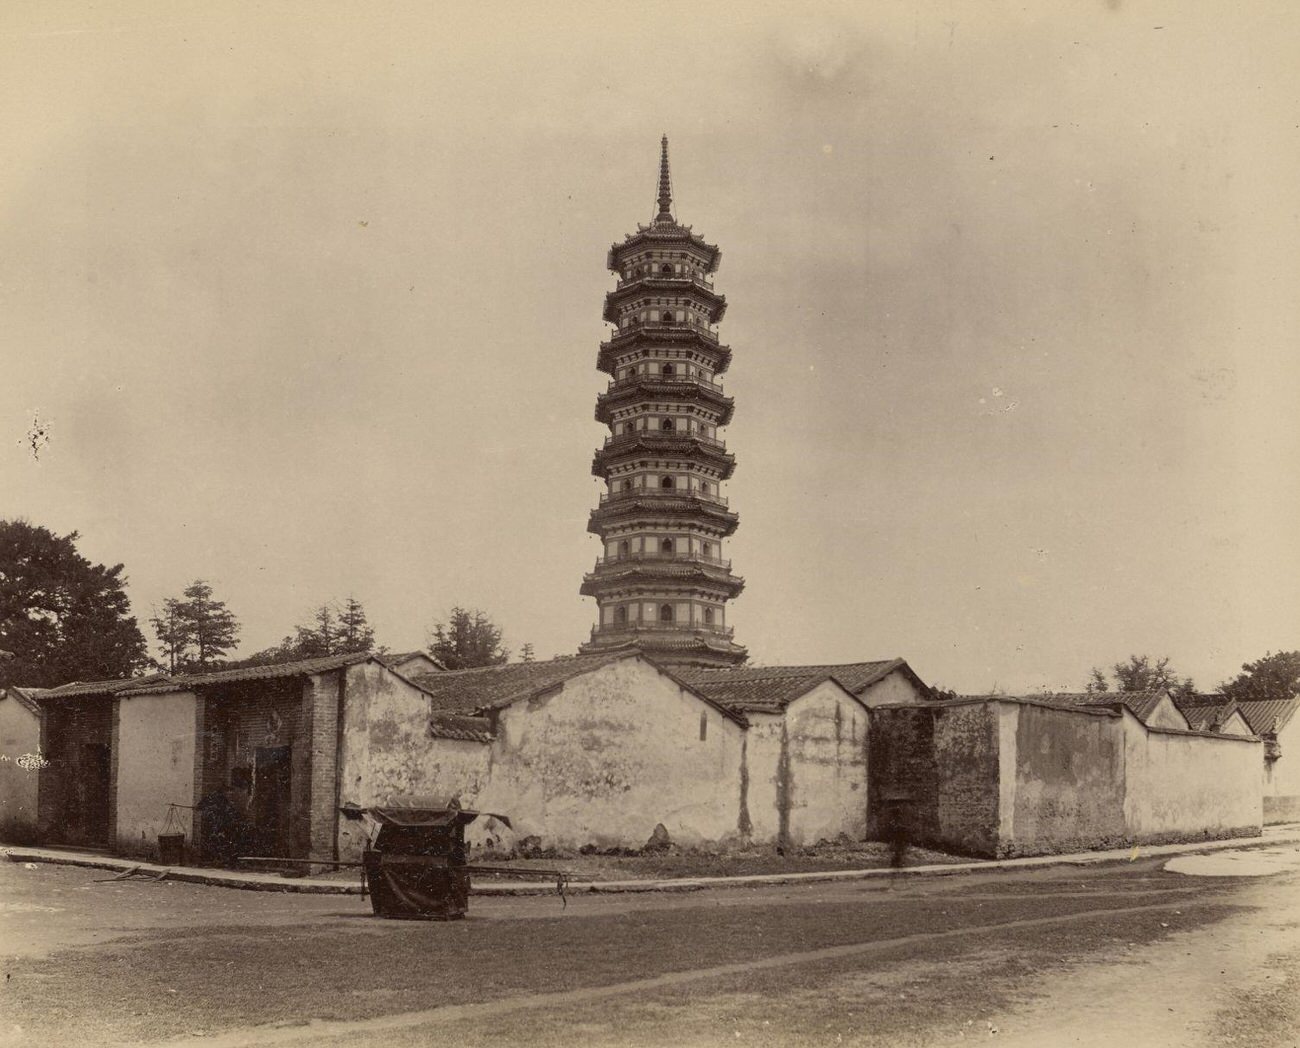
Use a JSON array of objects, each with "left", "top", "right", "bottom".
[
  {"left": 410, "top": 652, "right": 748, "bottom": 725},
  {"left": 429, "top": 713, "right": 494, "bottom": 743},
  {"left": 41, "top": 673, "right": 171, "bottom": 700},
  {"left": 375, "top": 650, "right": 446, "bottom": 671},
  {"left": 677, "top": 659, "right": 910, "bottom": 714},
  {"left": 119, "top": 652, "right": 375, "bottom": 695},
  {"left": 2, "top": 686, "right": 45, "bottom": 714},
  {"left": 1012, "top": 690, "right": 1174, "bottom": 724},
  {"left": 1236, "top": 697, "right": 1300, "bottom": 736},
  {"left": 1173, "top": 693, "right": 1239, "bottom": 732}
]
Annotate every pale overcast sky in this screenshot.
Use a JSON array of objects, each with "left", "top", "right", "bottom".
[{"left": 3, "top": 2, "right": 1297, "bottom": 692}]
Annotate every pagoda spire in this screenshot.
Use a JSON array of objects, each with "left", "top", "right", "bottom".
[{"left": 654, "top": 134, "right": 673, "bottom": 224}]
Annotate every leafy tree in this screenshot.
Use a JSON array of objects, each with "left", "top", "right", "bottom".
[
  {"left": 1086, "top": 654, "right": 1193, "bottom": 698},
  {"left": 1221, "top": 651, "right": 1300, "bottom": 704},
  {"left": 150, "top": 579, "right": 240, "bottom": 672},
  {"left": 0, "top": 520, "right": 148, "bottom": 688},
  {"left": 519, "top": 642, "right": 536, "bottom": 663},
  {"left": 428, "top": 607, "right": 508, "bottom": 670}
]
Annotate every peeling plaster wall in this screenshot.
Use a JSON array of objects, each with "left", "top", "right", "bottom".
[
  {"left": 782, "top": 682, "right": 869, "bottom": 845},
  {"left": 740, "top": 711, "right": 784, "bottom": 844},
  {"left": 115, "top": 691, "right": 197, "bottom": 858},
  {"left": 336, "top": 661, "right": 444, "bottom": 859},
  {"left": 0, "top": 698, "right": 40, "bottom": 839},
  {"left": 1008, "top": 702, "right": 1126, "bottom": 855},
  {"left": 1122, "top": 712, "right": 1261, "bottom": 843},
  {"left": 473, "top": 658, "right": 746, "bottom": 850}
]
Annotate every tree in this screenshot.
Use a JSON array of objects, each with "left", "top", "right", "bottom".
[
  {"left": 428, "top": 607, "right": 508, "bottom": 670},
  {"left": 150, "top": 579, "right": 240, "bottom": 672},
  {"left": 0, "top": 520, "right": 148, "bottom": 688},
  {"left": 1221, "top": 651, "right": 1300, "bottom": 704},
  {"left": 1086, "top": 654, "right": 1194, "bottom": 698},
  {"left": 248, "top": 597, "right": 378, "bottom": 665},
  {"left": 519, "top": 642, "right": 536, "bottom": 663},
  {"left": 336, "top": 597, "right": 375, "bottom": 654}
]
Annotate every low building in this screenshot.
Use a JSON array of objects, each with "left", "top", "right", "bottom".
[
  {"left": 401, "top": 655, "right": 931, "bottom": 851},
  {"left": 375, "top": 651, "right": 444, "bottom": 677},
  {"left": 1237, "top": 697, "right": 1300, "bottom": 824},
  {"left": 34, "top": 655, "right": 440, "bottom": 862},
  {"left": 0, "top": 686, "right": 44, "bottom": 842},
  {"left": 867, "top": 696, "right": 1262, "bottom": 858},
  {"left": 1029, "top": 689, "right": 1191, "bottom": 730},
  {"left": 1174, "top": 693, "right": 1255, "bottom": 736}
]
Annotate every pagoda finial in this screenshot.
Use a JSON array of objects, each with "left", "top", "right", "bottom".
[{"left": 655, "top": 134, "right": 673, "bottom": 223}]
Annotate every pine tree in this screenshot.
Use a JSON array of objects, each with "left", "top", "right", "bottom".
[{"left": 428, "top": 607, "right": 508, "bottom": 670}]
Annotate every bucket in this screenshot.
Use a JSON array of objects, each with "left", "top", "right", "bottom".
[{"left": 158, "top": 833, "right": 185, "bottom": 866}]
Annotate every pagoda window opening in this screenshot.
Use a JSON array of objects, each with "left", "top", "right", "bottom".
[
  {"left": 660, "top": 418, "right": 675, "bottom": 432},
  {"left": 662, "top": 363, "right": 674, "bottom": 378},
  {"left": 659, "top": 604, "right": 675, "bottom": 623},
  {"left": 661, "top": 263, "right": 673, "bottom": 275},
  {"left": 615, "top": 605, "right": 629, "bottom": 625},
  {"left": 618, "top": 540, "right": 630, "bottom": 559},
  {"left": 703, "top": 542, "right": 714, "bottom": 559},
  {"left": 661, "top": 476, "right": 675, "bottom": 489},
  {"left": 660, "top": 538, "right": 675, "bottom": 556},
  {"left": 704, "top": 607, "right": 716, "bottom": 625}
]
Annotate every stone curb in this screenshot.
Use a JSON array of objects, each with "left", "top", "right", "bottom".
[{"left": 7, "top": 828, "right": 1300, "bottom": 897}]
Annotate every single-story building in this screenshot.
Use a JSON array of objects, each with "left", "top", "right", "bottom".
[
  {"left": 375, "top": 650, "right": 444, "bottom": 677},
  {"left": 1237, "top": 696, "right": 1300, "bottom": 824},
  {"left": 0, "top": 686, "right": 45, "bottom": 842},
  {"left": 867, "top": 696, "right": 1262, "bottom": 858},
  {"left": 1029, "top": 689, "right": 1191, "bottom": 731},
  {"left": 403, "top": 654, "right": 934, "bottom": 851},
  {"left": 1174, "top": 693, "right": 1255, "bottom": 736},
  {"left": 34, "top": 655, "right": 441, "bottom": 863}
]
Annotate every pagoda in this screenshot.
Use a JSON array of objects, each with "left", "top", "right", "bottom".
[{"left": 579, "top": 137, "right": 747, "bottom": 669}]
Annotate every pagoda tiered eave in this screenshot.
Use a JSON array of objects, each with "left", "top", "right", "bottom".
[
  {"left": 602, "top": 279, "right": 727, "bottom": 325},
  {"left": 594, "top": 378, "right": 734, "bottom": 426}
]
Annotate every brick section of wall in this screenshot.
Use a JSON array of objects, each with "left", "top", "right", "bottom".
[
  {"left": 868, "top": 703, "right": 1001, "bottom": 858},
  {"left": 301, "top": 671, "right": 341, "bottom": 861},
  {"left": 191, "top": 694, "right": 207, "bottom": 851},
  {"left": 197, "top": 679, "right": 304, "bottom": 856}
]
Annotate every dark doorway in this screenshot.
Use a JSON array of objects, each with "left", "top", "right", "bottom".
[
  {"left": 252, "top": 746, "right": 292, "bottom": 856},
  {"left": 80, "top": 742, "right": 111, "bottom": 847}
]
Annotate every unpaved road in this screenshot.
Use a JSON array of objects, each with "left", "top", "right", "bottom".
[{"left": 2, "top": 844, "right": 1298, "bottom": 1047}]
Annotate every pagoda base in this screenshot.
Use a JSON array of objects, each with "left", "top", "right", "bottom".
[{"left": 579, "top": 627, "right": 748, "bottom": 669}]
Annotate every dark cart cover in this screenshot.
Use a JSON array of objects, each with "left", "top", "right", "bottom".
[{"left": 346, "top": 796, "right": 511, "bottom": 920}]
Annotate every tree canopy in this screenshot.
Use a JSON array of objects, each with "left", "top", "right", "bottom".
[
  {"left": 0, "top": 520, "right": 148, "bottom": 688},
  {"left": 149, "top": 580, "right": 240, "bottom": 673},
  {"left": 241, "top": 597, "right": 377, "bottom": 665},
  {"left": 428, "top": 607, "right": 508, "bottom": 670},
  {"left": 1220, "top": 651, "right": 1300, "bottom": 704},
  {"left": 1086, "top": 654, "right": 1194, "bottom": 698}
]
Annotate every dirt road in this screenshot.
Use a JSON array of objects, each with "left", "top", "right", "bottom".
[{"left": 2, "top": 844, "right": 1297, "bottom": 1047}]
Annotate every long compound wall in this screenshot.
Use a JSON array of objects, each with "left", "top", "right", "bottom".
[
  {"left": 1121, "top": 711, "right": 1261, "bottom": 843},
  {"left": 870, "top": 699, "right": 1264, "bottom": 858}
]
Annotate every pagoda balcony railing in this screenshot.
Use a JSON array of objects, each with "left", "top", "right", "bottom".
[
  {"left": 597, "top": 488, "right": 728, "bottom": 508},
  {"left": 590, "top": 621, "right": 735, "bottom": 640},
  {"left": 614, "top": 272, "right": 716, "bottom": 291},
  {"left": 592, "top": 551, "right": 732, "bottom": 571},
  {"left": 605, "top": 321, "right": 720, "bottom": 344},
  {"left": 601, "top": 430, "right": 726, "bottom": 451},
  {"left": 604, "top": 374, "right": 725, "bottom": 394}
]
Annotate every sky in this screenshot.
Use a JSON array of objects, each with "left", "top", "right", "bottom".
[{"left": 3, "top": 1, "right": 1297, "bottom": 693}]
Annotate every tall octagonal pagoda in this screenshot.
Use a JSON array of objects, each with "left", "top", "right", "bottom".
[{"left": 579, "top": 137, "right": 747, "bottom": 669}]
